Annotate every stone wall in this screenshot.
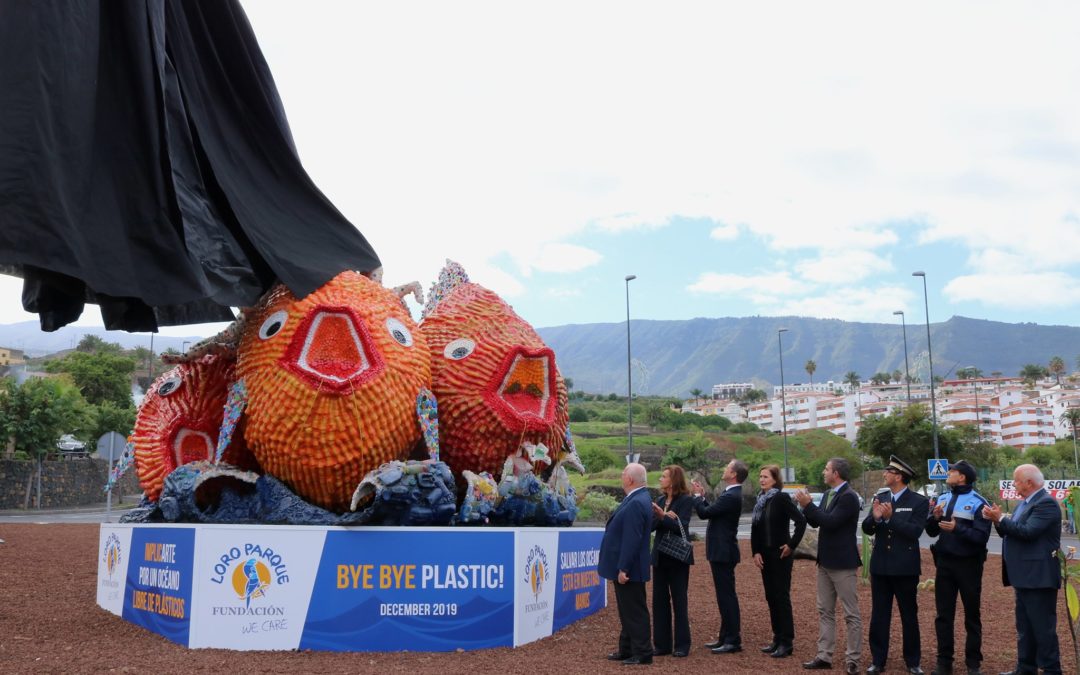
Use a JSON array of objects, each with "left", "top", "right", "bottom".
[{"left": 0, "top": 459, "right": 141, "bottom": 509}]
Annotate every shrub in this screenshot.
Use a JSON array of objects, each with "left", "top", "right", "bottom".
[
  {"left": 729, "top": 422, "right": 761, "bottom": 433},
  {"left": 569, "top": 407, "right": 589, "bottom": 423},
  {"left": 577, "top": 491, "right": 620, "bottom": 521},
  {"left": 598, "top": 410, "right": 625, "bottom": 423},
  {"left": 579, "top": 445, "right": 617, "bottom": 473}
]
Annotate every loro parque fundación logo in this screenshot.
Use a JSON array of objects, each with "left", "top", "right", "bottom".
[
  {"left": 524, "top": 544, "right": 550, "bottom": 600},
  {"left": 209, "top": 543, "right": 291, "bottom": 616},
  {"left": 103, "top": 533, "right": 123, "bottom": 580}
]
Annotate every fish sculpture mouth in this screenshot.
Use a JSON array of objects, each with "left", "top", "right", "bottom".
[
  {"left": 282, "top": 307, "right": 385, "bottom": 392},
  {"left": 485, "top": 347, "right": 557, "bottom": 430},
  {"left": 169, "top": 425, "right": 216, "bottom": 466}
]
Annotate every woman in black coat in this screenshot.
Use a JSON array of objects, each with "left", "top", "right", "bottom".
[
  {"left": 750, "top": 464, "right": 806, "bottom": 658},
  {"left": 651, "top": 464, "right": 694, "bottom": 657}
]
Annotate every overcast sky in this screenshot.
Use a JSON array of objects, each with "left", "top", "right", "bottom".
[{"left": 2, "top": 0, "right": 1078, "bottom": 337}]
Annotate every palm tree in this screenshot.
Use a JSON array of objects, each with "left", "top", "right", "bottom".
[
  {"left": 1020, "top": 364, "right": 1048, "bottom": 387},
  {"left": 1049, "top": 356, "right": 1066, "bottom": 385},
  {"left": 689, "top": 388, "right": 704, "bottom": 405},
  {"left": 805, "top": 360, "right": 817, "bottom": 387},
  {"left": 1061, "top": 408, "right": 1080, "bottom": 472},
  {"left": 844, "top": 371, "right": 861, "bottom": 390}
]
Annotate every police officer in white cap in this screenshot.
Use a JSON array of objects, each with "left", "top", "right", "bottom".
[{"left": 925, "top": 460, "right": 990, "bottom": 675}]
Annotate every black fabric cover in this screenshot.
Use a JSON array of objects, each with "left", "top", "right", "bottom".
[{"left": 0, "top": 0, "right": 380, "bottom": 332}]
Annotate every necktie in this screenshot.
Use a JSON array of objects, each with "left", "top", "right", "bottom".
[
  {"left": 823, "top": 490, "right": 834, "bottom": 510},
  {"left": 1013, "top": 498, "right": 1026, "bottom": 521},
  {"left": 943, "top": 495, "right": 957, "bottom": 520}
]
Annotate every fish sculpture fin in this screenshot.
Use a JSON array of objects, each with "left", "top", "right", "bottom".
[
  {"left": 416, "top": 388, "right": 440, "bottom": 462},
  {"left": 215, "top": 380, "right": 248, "bottom": 464},
  {"left": 104, "top": 440, "right": 136, "bottom": 493},
  {"left": 421, "top": 259, "right": 470, "bottom": 319}
]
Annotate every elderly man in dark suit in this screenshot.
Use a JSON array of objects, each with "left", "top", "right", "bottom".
[
  {"left": 796, "top": 457, "right": 863, "bottom": 675},
  {"left": 982, "top": 464, "right": 1062, "bottom": 675},
  {"left": 599, "top": 462, "right": 654, "bottom": 666},
  {"left": 862, "top": 455, "right": 930, "bottom": 675},
  {"left": 692, "top": 458, "right": 748, "bottom": 654}
]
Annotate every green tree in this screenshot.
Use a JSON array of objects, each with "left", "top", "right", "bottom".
[
  {"left": 856, "top": 405, "right": 966, "bottom": 484},
  {"left": 689, "top": 388, "right": 704, "bottom": 404},
  {"left": 644, "top": 404, "right": 667, "bottom": 430},
  {"left": 563, "top": 377, "right": 574, "bottom": 392},
  {"left": 737, "top": 389, "right": 767, "bottom": 405},
  {"left": 661, "top": 431, "right": 720, "bottom": 486},
  {"left": 956, "top": 366, "right": 983, "bottom": 380},
  {"left": 568, "top": 407, "right": 589, "bottom": 423},
  {"left": 892, "top": 369, "right": 903, "bottom": 384},
  {"left": 805, "top": 360, "right": 817, "bottom": 386},
  {"left": 0, "top": 377, "right": 91, "bottom": 458},
  {"left": 45, "top": 351, "right": 137, "bottom": 407},
  {"left": 870, "top": 372, "right": 891, "bottom": 386},
  {"left": 1050, "top": 356, "right": 1067, "bottom": 385},
  {"left": 1020, "top": 363, "right": 1048, "bottom": 386},
  {"left": 88, "top": 401, "right": 137, "bottom": 442},
  {"left": 844, "top": 371, "right": 861, "bottom": 389}
]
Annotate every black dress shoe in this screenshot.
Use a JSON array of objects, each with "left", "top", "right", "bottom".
[
  {"left": 652, "top": 649, "right": 671, "bottom": 656},
  {"left": 803, "top": 658, "right": 833, "bottom": 670},
  {"left": 771, "top": 645, "right": 794, "bottom": 658},
  {"left": 930, "top": 667, "right": 952, "bottom": 675},
  {"left": 966, "top": 670, "right": 982, "bottom": 675},
  {"left": 761, "top": 642, "right": 779, "bottom": 653},
  {"left": 622, "top": 656, "right": 653, "bottom": 665},
  {"left": 608, "top": 652, "right": 630, "bottom": 661},
  {"left": 908, "top": 667, "right": 925, "bottom": 675},
  {"left": 704, "top": 639, "right": 724, "bottom": 649},
  {"left": 866, "top": 666, "right": 883, "bottom": 674},
  {"left": 673, "top": 650, "right": 688, "bottom": 658},
  {"left": 712, "top": 643, "right": 742, "bottom": 654}
]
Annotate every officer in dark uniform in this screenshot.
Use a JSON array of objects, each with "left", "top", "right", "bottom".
[
  {"left": 925, "top": 460, "right": 990, "bottom": 675},
  {"left": 862, "top": 455, "right": 930, "bottom": 674}
]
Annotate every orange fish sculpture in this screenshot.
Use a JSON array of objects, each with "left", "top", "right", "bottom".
[
  {"left": 419, "top": 261, "right": 570, "bottom": 482},
  {"left": 228, "top": 271, "right": 432, "bottom": 512},
  {"left": 131, "top": 354, "right": 254, "bottom": 503}
]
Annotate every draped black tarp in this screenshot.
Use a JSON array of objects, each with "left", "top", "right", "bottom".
[{"left": 0, "top": 0, "right": 381, "bottom": 331}]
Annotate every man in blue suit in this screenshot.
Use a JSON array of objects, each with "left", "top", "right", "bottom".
[
  {"left": 599, "top": 462, "right": 654, "bottom": 665},
  {"left": 982, "top": 464, "right": 1062, "bottom": 675}
]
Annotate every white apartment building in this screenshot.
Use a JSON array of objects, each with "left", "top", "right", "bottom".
[
  {"left": 681, "top": 399, "right": 748, "bottom": 424},
  {"left": 771, "top": 381, "right": 851, "bottom": 398},
  {"left": 711, "top": 382, "right": 755, "bottom": 399}
]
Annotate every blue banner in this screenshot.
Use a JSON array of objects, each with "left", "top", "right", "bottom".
[
  {"left": 299, "top": 530, "right": 515, "bottom": 651},
  {"left": 122, "top": 527, "right": 195, "bottom": 645},
  {"left": 552, "top": 530, "right": 605, "bottom": 633}
]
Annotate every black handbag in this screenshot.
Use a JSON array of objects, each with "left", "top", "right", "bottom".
[{"left": 656, "top": 514, "right": 693, "bottom": 563}]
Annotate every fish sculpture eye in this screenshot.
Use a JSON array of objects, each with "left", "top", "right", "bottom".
[
  {"left": 385, "top": 317, "right": 414, "bottom": 347},
  {"left": 258, "top": 310, "right": 289, "bottom": 340},
  {"left": 443, "top": 338, "right": 476, "bottom": 360},
  {"left": 157, "top": 375, "right": 183, "bottom": 397}
]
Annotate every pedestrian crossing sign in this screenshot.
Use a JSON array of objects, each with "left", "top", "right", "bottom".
[{"left": 927, "top": 458, "right": 949, "bottom": 480}]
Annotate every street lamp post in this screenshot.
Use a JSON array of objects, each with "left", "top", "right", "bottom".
[
  {"left": 912, "top": 272, "right": 941, "bottom": 472},
  {"left": 893, "top": 310, "right": 912, "bottom": 404},
  {"left": 182, "top": 341, "right": 191, "bottom": 355},
  {"left": 778, "top": 328, "right": 790, "bottom": 481},
  {"left": 625, "top": 275, "right": 637, "bottom": 464}
]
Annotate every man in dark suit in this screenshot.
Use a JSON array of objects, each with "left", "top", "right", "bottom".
[
  {"left": 862, "top": 455, "right": 930, "bottom": 674},
  {"left": 692, "top": 459, "right": 747, "bottom": 654},
  {"left": 982, "top": 464, "right": 1062, "bottom": 675},
  {"left": 598, "top": 462, "right": 654, "bottom": 665},
  {"left": 796, "top": 457, "right": 863, "bottom": 674}
]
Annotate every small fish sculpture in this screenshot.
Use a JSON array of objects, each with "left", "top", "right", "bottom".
[{"left": 130, "top": 354, "right": 254, "bottom": 502}]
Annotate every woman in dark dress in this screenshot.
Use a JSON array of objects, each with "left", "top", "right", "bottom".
[
  {"left": 750, "top": 464, "right": 806, "bottom": 658},
  {"left": 651, "top": 464, "right": 694, "bottom": 657}
]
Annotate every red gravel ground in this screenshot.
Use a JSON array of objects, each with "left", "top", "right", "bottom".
[{"left": 0, "top": 523, "right": 1075, "bottom": 674}]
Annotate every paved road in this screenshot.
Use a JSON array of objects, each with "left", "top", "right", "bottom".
[{"left": 5, "top": 505, "right": 1080, "bottom": 554}]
